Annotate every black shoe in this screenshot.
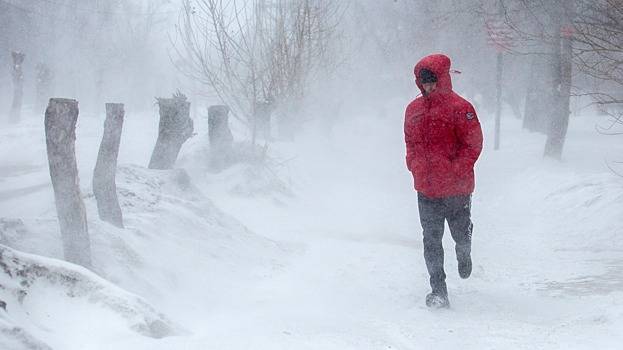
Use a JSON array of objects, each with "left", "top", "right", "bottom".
[
  {"left": 457, "top": 249, "right": 472, "bottom": 279},
  {"left": 426, "top": 292, "right": 450, "bottom": 309}
]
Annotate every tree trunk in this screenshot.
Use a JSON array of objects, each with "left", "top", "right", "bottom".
[
  {"left": 544, "top": 3, "right": 574, "bottom": 159},
  {"left": 148, "top": 93, "right": 194, "bottom": 169},
  {"left": 36, "top": 63, "right": 53, "bottom": 114},
  {"left": 208, "top": 105, "right": 234, "bottom": 171},
  {"left": 276, "top": 100, "right": 299, "bottom": 141},
  {"left": 277, "top": 112, "right": 297, "bottom": 141},
  {"left": 254, "top": 101, "right": 272, "bottom": 141},
  {"left": 93, "top": 103, "right": 124, "bottom": 228},
  {"left": 523, "top": 53, "right": 553, "bottom": 134},
  {"left": 45, "top": 98, "right": 92, "bottom": 268},
  {"left": 523, "top": 56, "right": 539, "bottom": 131},
  {"left": 10, "top": 51, "right": 25, "bottom": 123}
]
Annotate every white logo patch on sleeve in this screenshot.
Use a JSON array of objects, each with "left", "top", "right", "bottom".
[{"left": 466, "top": 112, "right": 475, "bottom": 120}]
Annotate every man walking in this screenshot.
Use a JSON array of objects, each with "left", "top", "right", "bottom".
[{"left": 404, "top": 54, "right": 483, "bottom": 308}]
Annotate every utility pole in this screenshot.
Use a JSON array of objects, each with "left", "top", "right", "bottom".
[{"left": 486, "top": 0, "right": 511, "bottom": 150}]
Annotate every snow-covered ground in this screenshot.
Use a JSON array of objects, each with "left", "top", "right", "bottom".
[{"left": 1, "top": 105, "right": 622, "bottom": 349}]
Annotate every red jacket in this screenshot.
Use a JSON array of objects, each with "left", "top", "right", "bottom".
[{"left": 404, "top": 54, "right": 483, "bottom": 198}]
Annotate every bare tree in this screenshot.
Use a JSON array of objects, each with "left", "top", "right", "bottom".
[
  {"left": 494, "top": 0, "right": 576, "bottom": 159},
  {"left": 500, "top": 0, "right": 623, "bottom": 159},
  {"left": 176, "top": 0, "right": 343, "bottom": 141},
  {"left": 573, "top": 1, "right": 623, "bottom": 106}
]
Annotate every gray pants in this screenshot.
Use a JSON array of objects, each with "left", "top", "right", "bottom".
[{"left": 417, "top": 193, "right": 473, "bottom": 296}]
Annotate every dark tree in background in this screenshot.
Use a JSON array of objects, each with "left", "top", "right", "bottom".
[
  {"left": 544, "top": 1, "right": 575, "bottom": 159},
  {"left": 523, "top": 51, "right": 554, "bottom": 133},
  {"left": 208, "top": 105, "right": 234, "bottom": 171},
  {"left": 254, "top": 101, "right": 273, "bottom": 142},
  {"left": 494, "top": 0, "right": 576, "bottom": 159},
  {"left": 36, "top": 63, "right": 53, "bottom": 113},
  {"left": 496, "top": 0, "right": 623, "bottom": 160},
  {"left": 0, "top": 0, "right": 173, "bottom": 115},
  {"left": 10, "top": 51, "right": 25, "bottom": 123}
]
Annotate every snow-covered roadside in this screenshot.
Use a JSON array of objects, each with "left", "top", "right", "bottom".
[
  {"left": 188, "top": 113, "right": 623, "bottom": 350},
  {"left": 1, "top": 107, "right": 622, "bottom": 349},
  {"left": 0, "top": 243, "right": 180, "bottom": 349},
  {"left": 0, "top": 112, "right": 284, "bottom": 349}
]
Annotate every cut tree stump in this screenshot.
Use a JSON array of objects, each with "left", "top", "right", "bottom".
[
  {"left": 208, "top": 105, "right": 233, "bottom": 171},
  {"left": 148, "top": 93, "right": 193, "bottom": 169},
  {"left": 93, "top": 103, "right": 125, "bottom": 228},
  {"left": 254, "top": 101, "right": 272, "bottom": 141},
  {"left": 45, "top": 98, "right": 92, "bottom": 268},
  {"left": 10, "top": 51, "right": 25, "bottom": 123}
]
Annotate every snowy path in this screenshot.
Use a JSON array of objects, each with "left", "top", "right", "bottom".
[{"left": 154, "top": 116, "right": 622, "bottom": 350}]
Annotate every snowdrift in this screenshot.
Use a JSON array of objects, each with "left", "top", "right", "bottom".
[
  {"left": 99, "top": 165, "right": 282, "bottom": 299},
  {"left": 0, "top": 163, "right": 283, "bottom": 347},
  {"left": 0, "top": 244, "right": 179, "bottom": 349},
  {"left": 0, "top": 316, "right": 52, "bottom": 350},
  {"left": 178, "top": 136, "right": 296, "bottom": 202}
]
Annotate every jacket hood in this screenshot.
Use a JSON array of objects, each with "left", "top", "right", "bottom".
[{"left": 414, "top": 54, "right": 453, "bottom": 95}]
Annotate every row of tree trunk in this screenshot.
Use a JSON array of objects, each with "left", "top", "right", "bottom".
[{"left": 44, "top": 94, "right": 202, "bottom": 268}]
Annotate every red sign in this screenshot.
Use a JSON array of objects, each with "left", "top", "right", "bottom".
[
  {"left": 485, "top": 18, "right": 515, "bottom": 52},
  {"left": 561, "top": 25, "right": 575, "bottom": 39}
]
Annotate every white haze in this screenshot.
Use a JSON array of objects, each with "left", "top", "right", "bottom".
[{"left": 1, "top": 1, "right": 623, "bottom": 349}]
